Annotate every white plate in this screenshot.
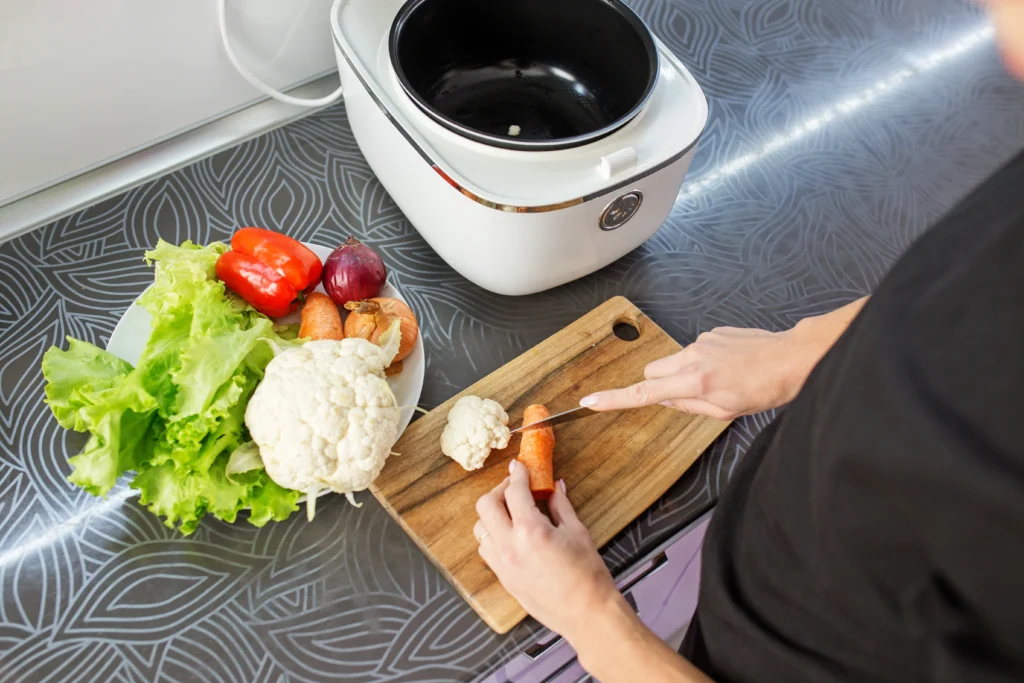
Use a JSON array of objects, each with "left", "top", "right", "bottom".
[{"left": 106, "top": 242, "right": 425, "bottom": 492}]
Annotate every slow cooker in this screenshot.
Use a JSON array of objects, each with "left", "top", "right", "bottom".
[{"left": 330, "top": 0, "right": 708, "bottom": 296}]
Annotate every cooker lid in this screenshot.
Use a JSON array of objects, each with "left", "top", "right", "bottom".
[
  {"left": 332, "top": 0, "right": 708, "bottom": 208},
  {"left": 389, "top": 0, "right": 659, "bottom": 152}
]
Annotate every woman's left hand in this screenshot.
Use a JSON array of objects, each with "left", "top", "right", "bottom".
[
  {"left": 473, "top": 459, "right": 625, "bottom": 644},
  {"left": 476, "top": 460, "right": 715, "bottom": 683}
]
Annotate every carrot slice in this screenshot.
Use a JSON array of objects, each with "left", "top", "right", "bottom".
[
  {"left": 518, "top": 404, "right": 555, "bottom": 500},
  {"left": 299, "top": 292, "right": 344, "bottom": 341}
]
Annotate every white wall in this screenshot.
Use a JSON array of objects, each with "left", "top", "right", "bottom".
[{"left": 0, "top": 0, "right": 339, "bottom": 207}]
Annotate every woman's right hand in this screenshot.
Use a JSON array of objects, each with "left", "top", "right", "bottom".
[{"left": 580, "top": 299, "right": 868, "bottom": 420}]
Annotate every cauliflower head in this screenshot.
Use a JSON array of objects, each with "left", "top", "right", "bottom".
[
  {"left": 245, "top": 330, "right": 401, "bottom": 510},
  {"left": 440, "top": 395, "right": 511, "bottom": 471}
]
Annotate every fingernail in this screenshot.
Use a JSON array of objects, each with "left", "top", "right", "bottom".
[
  {"left": 509, "top": 459, "right": 518, "bottom": 474},
  {"left": 580, "top": 395, "right": 598, "bottom": 408},
  {"left": 558, "top": 479, "right": 567, "bottom": 494}
]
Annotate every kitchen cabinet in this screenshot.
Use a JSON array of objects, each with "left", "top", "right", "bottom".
[{"left": 0, "top": 0, "right": 336, "bottom": 208}]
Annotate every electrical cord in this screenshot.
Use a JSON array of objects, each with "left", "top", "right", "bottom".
[{"left": 217, "top": 0, "right": 343, "bottom": 108}]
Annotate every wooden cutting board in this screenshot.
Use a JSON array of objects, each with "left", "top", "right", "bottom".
[{"left": 371, "top": 296, "right": 730, "bottom": 634}]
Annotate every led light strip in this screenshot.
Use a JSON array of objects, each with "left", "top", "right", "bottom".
[
  {"left": 0, "top": 488, "right": 138, "bottom": 568},
  {"left": 680, "top": 24, "right": 996, "bottom": 198}
]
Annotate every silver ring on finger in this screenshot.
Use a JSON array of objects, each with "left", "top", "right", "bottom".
[{"left": 477, "top": 530, "right": 491, "bottom": 544}]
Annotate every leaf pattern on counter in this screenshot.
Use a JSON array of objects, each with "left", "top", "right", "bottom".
[{"left": 2, "top": 0, "right": 1024, "bottom": 680}]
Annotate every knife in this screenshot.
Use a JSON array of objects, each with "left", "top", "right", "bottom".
[{"left": 510, "top": 406, "right": 599, "bottom": 434}]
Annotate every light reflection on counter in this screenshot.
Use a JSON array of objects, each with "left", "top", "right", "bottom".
[{"left": 680, "top": 24, "right": 996, "bottom": 200}]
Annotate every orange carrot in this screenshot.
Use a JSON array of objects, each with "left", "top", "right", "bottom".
[
  {"left": 299, "top": 292, "right": 344, "bottom": 341},
  {"left": 518, "top": 404, "right": 555, "bottom": 500}
]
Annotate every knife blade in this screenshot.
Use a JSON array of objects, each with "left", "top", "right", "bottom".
[{"left": 510, "top": 406, "right": 598, "bottom": 434}]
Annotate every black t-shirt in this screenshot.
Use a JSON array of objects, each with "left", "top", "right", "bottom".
[{"left": 689, "top": 150, "right": 1024, "bottom": 683}]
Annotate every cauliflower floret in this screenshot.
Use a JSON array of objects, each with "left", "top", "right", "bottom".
[
  {"left": 440, "top": 396, "right": 511, "bottom": 471},
  {"left": 245, "top": 326, "right": 402, "bottom": 517}
]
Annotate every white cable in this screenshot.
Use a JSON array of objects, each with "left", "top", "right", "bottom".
[{"left": 217, "top": 0, "right": 344, "bottom": 108}]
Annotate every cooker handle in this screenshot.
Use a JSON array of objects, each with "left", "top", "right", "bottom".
[{"left": 597, "top": 147, "right": 639, "bottom": 180}]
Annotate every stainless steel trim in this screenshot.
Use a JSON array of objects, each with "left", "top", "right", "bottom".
[
  {"left": 332, "top": 33, "right": 435, "bottom": 166},
  {"left": 331, "top": 31, "right": 702, "bottom": 214},
  {"left": 523, "top": 634, "right": 563, "bottom": 661},
  {"left": 617, "top": 550, "right": 670, "bottom": 599}
]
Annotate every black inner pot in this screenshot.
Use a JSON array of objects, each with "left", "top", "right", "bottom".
[{"left": 390, "top": 0, "right": 659, "bottom": 151}]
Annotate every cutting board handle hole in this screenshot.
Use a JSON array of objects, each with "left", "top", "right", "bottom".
[{"left": 613, "top": 320, "right": 641, "bottom": 342}]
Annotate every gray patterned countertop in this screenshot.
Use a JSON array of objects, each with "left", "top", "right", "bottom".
[{"left": 2, "top": 0, "right": 1024, "bottom": 681}]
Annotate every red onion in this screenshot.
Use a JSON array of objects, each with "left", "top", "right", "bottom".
[{"left": 322, "top": 236, "right": 387, "bottom": 307}]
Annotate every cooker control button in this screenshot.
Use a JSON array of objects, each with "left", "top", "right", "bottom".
[{"left": 600, "top": 191, "right": 644, "bottom": 231}]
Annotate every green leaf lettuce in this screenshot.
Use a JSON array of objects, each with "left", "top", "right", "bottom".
[{"left": 42, "top": 239, "right": 300, "bottom": 533}]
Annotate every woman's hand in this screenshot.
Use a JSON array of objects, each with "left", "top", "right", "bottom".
[
  {"left": 474, "top": 460, "right": 624, "bottom": 643},
  {"left": 580, "top": 298, "right": 868, "bottom": 420},
  {"left": 581, "top": 326, "right": 815, "bottom": 420},
  {"left": 474, "top": 461, "right": 716, "bottom": 682}
]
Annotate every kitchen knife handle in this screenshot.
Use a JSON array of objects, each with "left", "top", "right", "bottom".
[{"left": 522, "top": 551, "right": 670, "bottom": 661}]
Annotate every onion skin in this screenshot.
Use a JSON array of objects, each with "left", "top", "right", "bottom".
[
  {"left": 323, "top": 237, "right": 387, "bottom": 307},
  {"left": 344, "top": 297, "right": 419, "bottom": 363}
]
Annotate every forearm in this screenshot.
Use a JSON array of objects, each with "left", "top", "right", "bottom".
[
  {"left": 796, "top": 296, "right": 869, "bottom": 342},
  {"left": 569, "top": 596, "right": 714, "bottom": 683},
  {"left": 780, "top": 296, "right": 869, "bottom": 401}
]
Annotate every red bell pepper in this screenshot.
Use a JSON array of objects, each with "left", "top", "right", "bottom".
[{"left": 216, "top": 228, "right": 323, "bottom": 318}]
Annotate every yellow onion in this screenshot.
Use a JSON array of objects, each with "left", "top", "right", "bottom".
[{"left": 343, "top": 297, "right": 419, "bottom": 363}]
